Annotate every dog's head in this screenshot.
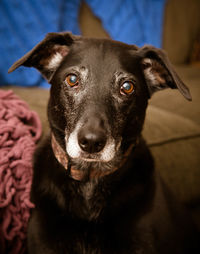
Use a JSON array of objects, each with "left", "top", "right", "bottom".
[{"left": 9, "top": 32, "right": 191, "bottom": 169}]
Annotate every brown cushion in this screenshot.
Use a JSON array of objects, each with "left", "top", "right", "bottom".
[
  {"left": 163, "top": 0, "right": 200, "bottom": 64},
  {"left": 143, "top": 105, "right": 200, "bottom": 203},
  {"left": 143, "top": 106, "right": 200, "bottom": 145},
  {"left": 2, "top": 85, "right": 200, "bottom": 203}
]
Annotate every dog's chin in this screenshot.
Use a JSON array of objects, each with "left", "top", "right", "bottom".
[
  {"left": 69, "top": 152, "right": 123, "bottom": 177},
  {"left": 69, "top": 152, "right": 116, "bottom": 164},
  {"left": 66, "top": 137, "right": 121, "bottom": 163},
  {"left": 65, "top": 131, "right": 123, "bottom": 172},
  {"left": 67, "top": 145, "right": 123, "bottom": 169},
  {"left": 79, "top": 157, "right": 104, "bottom": 162}
]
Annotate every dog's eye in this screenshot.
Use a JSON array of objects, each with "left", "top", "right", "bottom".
[
  {"left": 120, "top": 81, "right": 135, "bottom": 95},
  {"left": 65, "top": 74, "right": 79, "bottom": 87}
]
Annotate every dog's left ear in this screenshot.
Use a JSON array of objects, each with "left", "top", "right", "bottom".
[
  {"left": 8, "top": 32, "right": 80, "bottom": 81},
  {"left": 139, "top": 46, "right": 192, "bottom": 101}
]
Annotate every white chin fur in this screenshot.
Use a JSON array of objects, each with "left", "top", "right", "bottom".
[{"left": 65, "top": 124, "right": 117, "bottom": 162}]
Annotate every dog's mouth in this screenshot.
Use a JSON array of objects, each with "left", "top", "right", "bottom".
[
  {"left": 65, "top": 123, "right": 121, "bottom": 163},
  {"left": 66, "top": 139, "right": 124, "bottom": 181},
  {"left": 52, "top": 132, "right": 131, "bottom": 181},
  {"left": 79, "top": 157, "right": 103, "bottom": 162},
  {"left": 66, "top": 135, "right": 120, "bottom": 163}
]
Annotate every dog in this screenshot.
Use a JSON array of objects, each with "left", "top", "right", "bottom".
[{"left": 9, "top": 32, "right": 199, "bottom": 254}]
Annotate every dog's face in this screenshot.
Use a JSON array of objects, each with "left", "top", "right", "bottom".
[
  {"left": 49, "top": 38, "right": 149, "bottom": 164},
  {"left": 9, "top": 32, "right": 191, "bottom": 167}
]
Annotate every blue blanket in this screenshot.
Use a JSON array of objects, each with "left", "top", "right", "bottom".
[{"left": 0, "top": 0, "right": 166, "bottom": 88}]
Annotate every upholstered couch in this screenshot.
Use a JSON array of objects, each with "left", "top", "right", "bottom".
[{"left": 3, "top": 0, "right": 200, "bottom": 228}]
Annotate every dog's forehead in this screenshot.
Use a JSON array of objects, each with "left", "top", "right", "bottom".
[
  {"left": 80, "top": 38, "right": 137, "bottom": 52},
  {"left": 68, "top": 38, "right": 139, "bottom": 70}
]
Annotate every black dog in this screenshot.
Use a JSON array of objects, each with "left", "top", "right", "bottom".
[{"left": 9, "top": 32, "right": 198, "bottom": 254}]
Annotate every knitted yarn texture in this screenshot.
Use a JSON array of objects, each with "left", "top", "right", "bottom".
[{"left": 0, "top": 90, "right": 42, "bottom": 254}]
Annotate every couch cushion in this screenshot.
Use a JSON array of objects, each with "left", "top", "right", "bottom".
[
  {"left": 143, "top": 105, "right": 200, "bottom": 145},
  {"left": 143, "top": 106, "right": 200, "bottom": 203},
  {"left": 2, "top": 85, "right": 200, "bottom": 204},
  {"left": 150, "top": 65, "right": 200, "bottom": 125},
  {"left": 5, "top": 85, "right": 200, "bottom": 145},
  {"left": 163, "top": 0, "right": 200, "bottom": 64},
  {"left": 151, "top": 138, "right": 200, "bottom": 203}
]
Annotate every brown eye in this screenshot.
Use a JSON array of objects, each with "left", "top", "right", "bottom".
[
  {"left": 65, "top": 74, "right": 79, "bottom": 87},
  {"left": 120, "top": 81, "right": 135, "bottom": 95}
]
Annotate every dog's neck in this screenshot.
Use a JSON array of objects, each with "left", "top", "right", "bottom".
[{"left": 51, "top": 133, "right": 137, "bottom": 181}]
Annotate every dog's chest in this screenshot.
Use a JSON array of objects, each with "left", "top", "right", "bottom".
[
  {"left": 80, "top": 181, "right": 96, "bottom": 201},
  {"left": 77, "top": 181, "right": 104, "bottom": 221}
]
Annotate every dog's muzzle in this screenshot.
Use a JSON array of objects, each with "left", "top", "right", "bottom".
[
  {"left": 65, "top": 114, "right": 118, "bottom": 162},
  {"left": 51, "top": 133, "right": 136, "bottom": 181}
]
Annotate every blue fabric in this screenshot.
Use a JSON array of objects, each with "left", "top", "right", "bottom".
[
  {"left": 86, "top": 0, "right": 166, "bottom": 47},
  {"left": 0, "top": 0, "right": 81, "bottom": 88},
  {"left": 0, "top": 0, "right": 166, "bottom": 88}
]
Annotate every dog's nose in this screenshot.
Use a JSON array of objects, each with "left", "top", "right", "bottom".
[{"left": 78, "top": 127, "right": 106, "bottom": 154}]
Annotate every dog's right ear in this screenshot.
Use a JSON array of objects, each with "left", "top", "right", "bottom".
[
  {"left": 8, "top": 32, "right": 79, "bottom": 81},
  {"left": 139, "top": 46, "right": 192, "bottom": 101}
]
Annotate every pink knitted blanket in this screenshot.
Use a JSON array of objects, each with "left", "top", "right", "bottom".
[{"left": 0, "top": 90, "right": 42, "bottom": 254}]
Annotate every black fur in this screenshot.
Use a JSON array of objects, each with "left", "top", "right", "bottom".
[{"left": 9, "top": 32, "right": 198, "bottom": 253}]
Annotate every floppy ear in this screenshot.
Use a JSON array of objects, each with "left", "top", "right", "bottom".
[
  {"left": 139, "top": 46, "right": 192, "bottom": 101},
  {"left": 8, "top": 32, "right": 79, "bottom": 81}
]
